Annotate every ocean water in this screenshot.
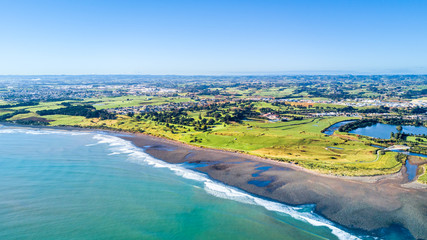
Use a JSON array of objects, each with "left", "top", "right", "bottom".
[{"left": 0, "top": 126, "right": 412, "bottom": 240}]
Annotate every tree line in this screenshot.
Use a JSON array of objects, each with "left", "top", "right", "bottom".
[{"left": 37, "top": 105, "right": 116, "bottom": 120}]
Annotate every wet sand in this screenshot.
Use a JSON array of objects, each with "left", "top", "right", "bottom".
[{"left": 121, "top": 133, "right": 427, "bottom": 239}]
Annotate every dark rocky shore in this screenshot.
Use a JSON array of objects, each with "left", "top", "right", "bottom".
[{"left": 121, "top": 133, "right": 427, "bottom": 240}]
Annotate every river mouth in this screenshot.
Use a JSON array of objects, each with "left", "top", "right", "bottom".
[{"left": 371, "top": 144, "right": 426, "bottom": 182}]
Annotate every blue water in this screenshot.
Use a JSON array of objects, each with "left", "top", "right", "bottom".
[
  {"left": 248, "top": 179, "right": 272, "bottom": 187},
  {"left": 327, "top": 146, "right": 344, "bottom": 150},
  {"left": 252, "top": 166, "right": 273, "bottom": 177},
  {"left": 0, "top": 126, "right": 412, "bottom": 240},
  {"left": 323, "top": 120, "right": 355, "bottom": 135},
  {"left": 350, "top": 123, "right": 427, "bottom": 139},
  {"left": 405, "top": 161, "right": 418, "bottom": 181}
]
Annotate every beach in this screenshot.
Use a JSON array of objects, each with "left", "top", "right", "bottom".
[{"left": 121, "top": 132, "right": 427, "bottom": 239}]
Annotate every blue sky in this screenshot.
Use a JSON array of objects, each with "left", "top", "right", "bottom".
[{"left": 0, "top": 0, "right": 426, "bottom": 75}]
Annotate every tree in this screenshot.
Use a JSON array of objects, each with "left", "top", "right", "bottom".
[{"left": 396, "top": 125, "right": 402, "bottom": 132}]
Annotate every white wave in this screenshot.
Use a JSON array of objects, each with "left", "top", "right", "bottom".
[
  {"left": 0, "top": 128, "right": 89, "bottom": 136},
  {"left": 92, "top": 133, "right": 361, "bottom": 240},
  {"left": 85, "top": 143, "right": 100, "bottom": 147},
  {"left": 108, "top": 152, "right": 121, "bottom": 155}
]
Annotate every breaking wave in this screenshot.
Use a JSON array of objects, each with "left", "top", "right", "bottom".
[{"left": 0, "top": 127, "right": 89, "bottom": 136}]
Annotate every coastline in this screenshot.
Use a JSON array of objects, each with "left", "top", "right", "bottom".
[
  {"left": 121, "top": 132, "right": 427, "bottom": 239},
  {"left": 2, "top": 123, "right": 427, "bottom": 239}
]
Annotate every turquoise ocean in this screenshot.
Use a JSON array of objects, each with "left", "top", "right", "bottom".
[{"left": 0, "top": 126, "right": 412, "bottom": 240}]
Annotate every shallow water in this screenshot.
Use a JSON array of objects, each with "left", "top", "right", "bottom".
[
  {"left": 405, "top": 160, "right": 418, "bottom": 181},
  {"left": 0, "top": 126, "right": 414, "bottom": 240}
]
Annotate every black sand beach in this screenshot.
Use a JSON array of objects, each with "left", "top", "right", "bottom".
[{"left": 121, "top": 133, "right": 427, "bottom": 239}]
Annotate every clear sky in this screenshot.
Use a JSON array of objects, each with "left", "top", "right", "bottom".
[{"left": 0, "top": 0, "right": 426, "bottom": 75}]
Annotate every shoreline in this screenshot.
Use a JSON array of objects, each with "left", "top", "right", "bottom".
[
  {"left": 3, "top": 121, "right": 417, "bottom": 180},
  {"left": 120, "top": 132, "right": 427, "bottom": 238},
  {"left": 2, "top": 123, "right": 427, "bottom": 239}
]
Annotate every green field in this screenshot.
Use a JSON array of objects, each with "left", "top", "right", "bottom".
[
  {"left": 84, "top": 96, "right": 193, "bottom": 110},
  {"left": 418, "top": 165, "right": 427, "bottom": 184},
  {"left": 0, "top": 109, "right": 13, "bottom": 116},
  {"left": 407, "top": 136, "right": 427, "bottom": 143},
  {"left": 254, "top": 87, "right": 296, "bottom": 98}
]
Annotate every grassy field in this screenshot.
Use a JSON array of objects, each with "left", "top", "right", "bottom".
[
  {"left": 418, "top": 164, "right": 427, "bottom": 184},
  {"left": 254, "top": 87, "right": 296, "bottom": 98},
  {"left": 174, "top": 117, "right": 401, "bottom": 176},
  {"left": 0, "top": 109, "right": 13, "bottom": 116},
  {"left": 407, "top": 136, "right": 427, "bottom": 143},
  {"left": 84, "top": 96, "right": 193, "bottom": 110},
  {"left": 10, "top": 101, "right": 67, "bottom": 112},
  {"left": 0, "top": 97, "right": 405, "bottom": 176}
]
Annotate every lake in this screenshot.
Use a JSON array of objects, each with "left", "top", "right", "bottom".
[{"left": 350, "top": 123, "right": 427, "bottom": 139}]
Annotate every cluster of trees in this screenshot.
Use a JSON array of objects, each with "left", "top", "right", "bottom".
[
  {"left": 141, "top": 109, "right": 229, "bottom": 131},
  {"left": 37, "top": 105, "right": 116, "bottom": 120},
  {"left": 410, "top": 106, "right": 426, "bottom": 114},
  {"left": 390, "top": 131, "right": 407, "bottom": 140},
  {"left": 401, "top": 89, "right": 427, "bottom": 99},
  {"left": 139, "top": 102, "right": 262, "bottom": 131},
  {"left": 338, "top": 119, "right": 378, "bottom": 132},
  {"left": 382, "top": 118, "right": 424, "bottom": 127},
  {"left": 358, "top": 106, "right": 390, "bottom": 113},
  {"left": 410, "top": 145, "right": 427, "bottom": 155},
  {"left": 14, "top": 118, "right": 50, "bottom": 126},
  {"left": 142, "top": 110, "right": 196, "bottom": 125},
  {"left": 0, "top": 101, "right": 39, "bottom": 109},
  {"left": 0, "top": 110, "right": 30, "bottom": 121},
  {"left": 396, "top": 153, "right": 408, "bottom": 164}
]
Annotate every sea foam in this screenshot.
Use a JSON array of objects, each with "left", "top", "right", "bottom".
[
  {"left": 0, "top": 127, "right": 89, "bottom": 136},
  {"left": 91, "top": 133, "right": 361, "bottom": 240}
]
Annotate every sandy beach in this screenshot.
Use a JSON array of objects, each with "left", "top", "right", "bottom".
[{"left": 120, "top": 132, "right": 427, "bottom": 239}]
